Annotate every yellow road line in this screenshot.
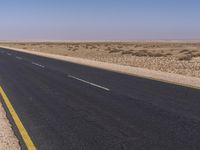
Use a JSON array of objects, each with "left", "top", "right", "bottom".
[{"left": 0, "top": 86, "right": 36, "bottom": 150}]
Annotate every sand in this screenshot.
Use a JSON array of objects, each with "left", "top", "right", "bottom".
[
  {"left": 1, "top": 41, "right": 200, "bottom": 78},
  {"left": 0, "top": 102, "right": 20, "bottom": 150}
]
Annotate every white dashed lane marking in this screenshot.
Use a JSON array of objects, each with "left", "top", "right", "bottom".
[
  {"left": 68, "top": 75, "right": 110, "bottom": 91},
  {"left": 32, "top": 62, "right": 45, "bottom": 68},
  {"left": 16, "top": 56, "right": 23, "bottom": 60}
]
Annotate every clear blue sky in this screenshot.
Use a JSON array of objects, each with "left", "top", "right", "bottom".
[{"left": 0, "top": 0, "right": 200, "bottom": 41}]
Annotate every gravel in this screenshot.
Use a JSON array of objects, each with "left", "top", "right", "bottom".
[{"left": 0, "top": 103, "right": 20, "bottom": 150}]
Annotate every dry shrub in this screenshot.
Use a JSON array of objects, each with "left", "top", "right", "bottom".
[
  {"left": 75, "top": 45, "right": 79, "bottom": 48},
  {"left": 134, "top": 44, "right": 140, "bottom": 48},
  {"left": 180, "top": 49, "right": 190, "bottom": 53},
  {"left": 178, "top": 55, "right": 192, "bottom": 61},
  {"left": 132, "top": 50, "right": 169, "bottom": 57},
  {"left": 90, "top": 45, "right": 97, "bottom": 49},
  {"left": 48, "top": 45, "right": 54, "bottom": 48},
  {"left": 72, "top": 48, "right": 79, "bottom": 51},
  {"left": 192, "top": 50, "right": 198, "bottom": 53},
  {"left": 117, "top": 45, "right": 123, "bottom": 49},
  {"left": 109, "top": 49, "right": 122, "bottom": 53},
  {"left": 85, "top": 44, "right": 90, "bottom": 49},
  {"left": 147, "top": 52, "right": 166, "bottom": 57},
  {"left": 192, "top": 53, "right": 200, "bottom": 58},
  {"left": 178, "top": 53, "right": 200, "bottom": 61},
  {"left": 104, "top": 44, "right": 109, "bottom": 47},
  {"left": 121, "top": 50, "right": 133, "bottom": 55},
  {"left": 132, "top": 50, "right": 148, "bottom": 56},
  {"left": 196, "top": 52, "right": 200, "bottom": 55},
  {"left": 165, "top": 53, "right": 172, "bottom": 56},
  {"left": 19, "top": 43, "right": 26, "bottom": 46},
  {"left": 105, "top": 47, "right": 112, "bottom": 51}
]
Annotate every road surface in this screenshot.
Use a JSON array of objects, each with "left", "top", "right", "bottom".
[{"left": 0, "top": 47, "right": 200, "bottom": 150}]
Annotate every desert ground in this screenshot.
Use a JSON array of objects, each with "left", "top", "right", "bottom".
[
  {"left": 0, "top": 102, "right": 20, "bottom": 150},
  {"left": 1, "top": 41, "right": 200, "bottom": 78}
]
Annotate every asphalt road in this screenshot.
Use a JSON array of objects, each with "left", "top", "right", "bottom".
[{"left": 0, "top": 47, "right": 200, "bottom": 150}]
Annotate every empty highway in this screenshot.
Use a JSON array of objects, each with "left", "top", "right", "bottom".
[{"left": 0, "top": 47, "right": 200, "bottom": 150}]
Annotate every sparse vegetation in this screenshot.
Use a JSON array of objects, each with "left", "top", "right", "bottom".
[
  {"left": 180, "top": 49, "right": 191, "bottom": 54},
  {"left": 121, "top": 50, "right": 133, "bottom": 55},
  {"left": 1, "top": 41, "right": 200, "bottom": 78},
  {"left": 117, "top": 45, "right": 123, "bottom": 49},
  {"left": 105, "top": 47, "right": 112, "bottom": 51},
  {"left": 108, "top": 49, "right": 122, "bottom": 53},
  {"left": 131, "top": 50, "right": 169, "bottom": 57},
  {"left": 132, "top": 50, "right": 148, "bottom": 57},
  {"left": 178, "top": 55, "right": 193, "bottom": 61}
]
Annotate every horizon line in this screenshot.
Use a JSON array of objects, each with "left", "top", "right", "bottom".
[{"left": 1, "top": 39, "right": 200, "bottom": 43}]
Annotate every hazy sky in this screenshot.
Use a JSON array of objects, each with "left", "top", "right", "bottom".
[{"left": 0, "top": 0, "right": 200, "bottom": 41}]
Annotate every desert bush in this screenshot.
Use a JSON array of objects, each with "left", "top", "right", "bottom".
[
  {"left": 105, "top": 47, "right": 112, "bottom": 51},
  {"left": 85, "top": 44, "right": 90, "bottom": 49},
  {"left": 185, "top": 51, "right": 193, "bottom": 55},
  {"left": 134, "top": 44, "right": 140, "bottom": 48},
  {"left": 19, "top": 43, "right": 26, "bottom": 46},
  {"left": 194, "top": 53, "right": 200, "bottom": 57},
  {"left": 30, "top": 43, "right": 40, "bottom": 46},
  {"left": 90, "top": 45, "right": 97, "bottom": 49},
  {"left": 72, "top": 48, "right": 78, "bottom": 51},
  {"left": 180, "top": 49, "right": 190, "bottom": 53},
  {"left": 178, "top": 55, "right": 192, "bottom": 61},
  {"left": 121, "top": 50, "right": 133, "bottom": 55},
  {"left": 147, "top": 52, "right": 165, "bottom": 57},
  {"left": 104, "top": 44, "right": 110, "bottom": 47},
  {"left": 109, "top": 49, "right": 122, "bottom": 53},
  {"left": 75, "top": 45, "right": 79, "bottom": 48},
  {"left": 132, "top": 50, "right": 168, "bottom": 57},
  {"left": 117, "top": 45, "right": 123, "bottom": 49},
  {"left": 132, "top": 50, "right": 148, "bottom": 56},
  {"left": 165, "top": 53, "right": 172, "bottom": 56}
]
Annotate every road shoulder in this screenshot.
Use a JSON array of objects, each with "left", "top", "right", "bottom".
[{"left": 0, "top": 101, "right": 20, "bottom": 150}]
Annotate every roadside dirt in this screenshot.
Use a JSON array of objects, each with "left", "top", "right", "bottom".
[
  {"left": 0, "top": 102, "right": 20, "bottom": 150},
  {"left": 1, "top": 42, "right": 200, "bottom": 78}
]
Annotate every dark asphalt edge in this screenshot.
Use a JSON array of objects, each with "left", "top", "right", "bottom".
[{"left": 0, "top": 86, "right": 27, "bottom": 150}]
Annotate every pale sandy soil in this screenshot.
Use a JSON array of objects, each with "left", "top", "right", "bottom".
[
  {"left": 1, "top": 42, "right": 200, "bottom": 78},
  {"left": 0, "top": 103, "right": 20, "bottom": 150}
]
